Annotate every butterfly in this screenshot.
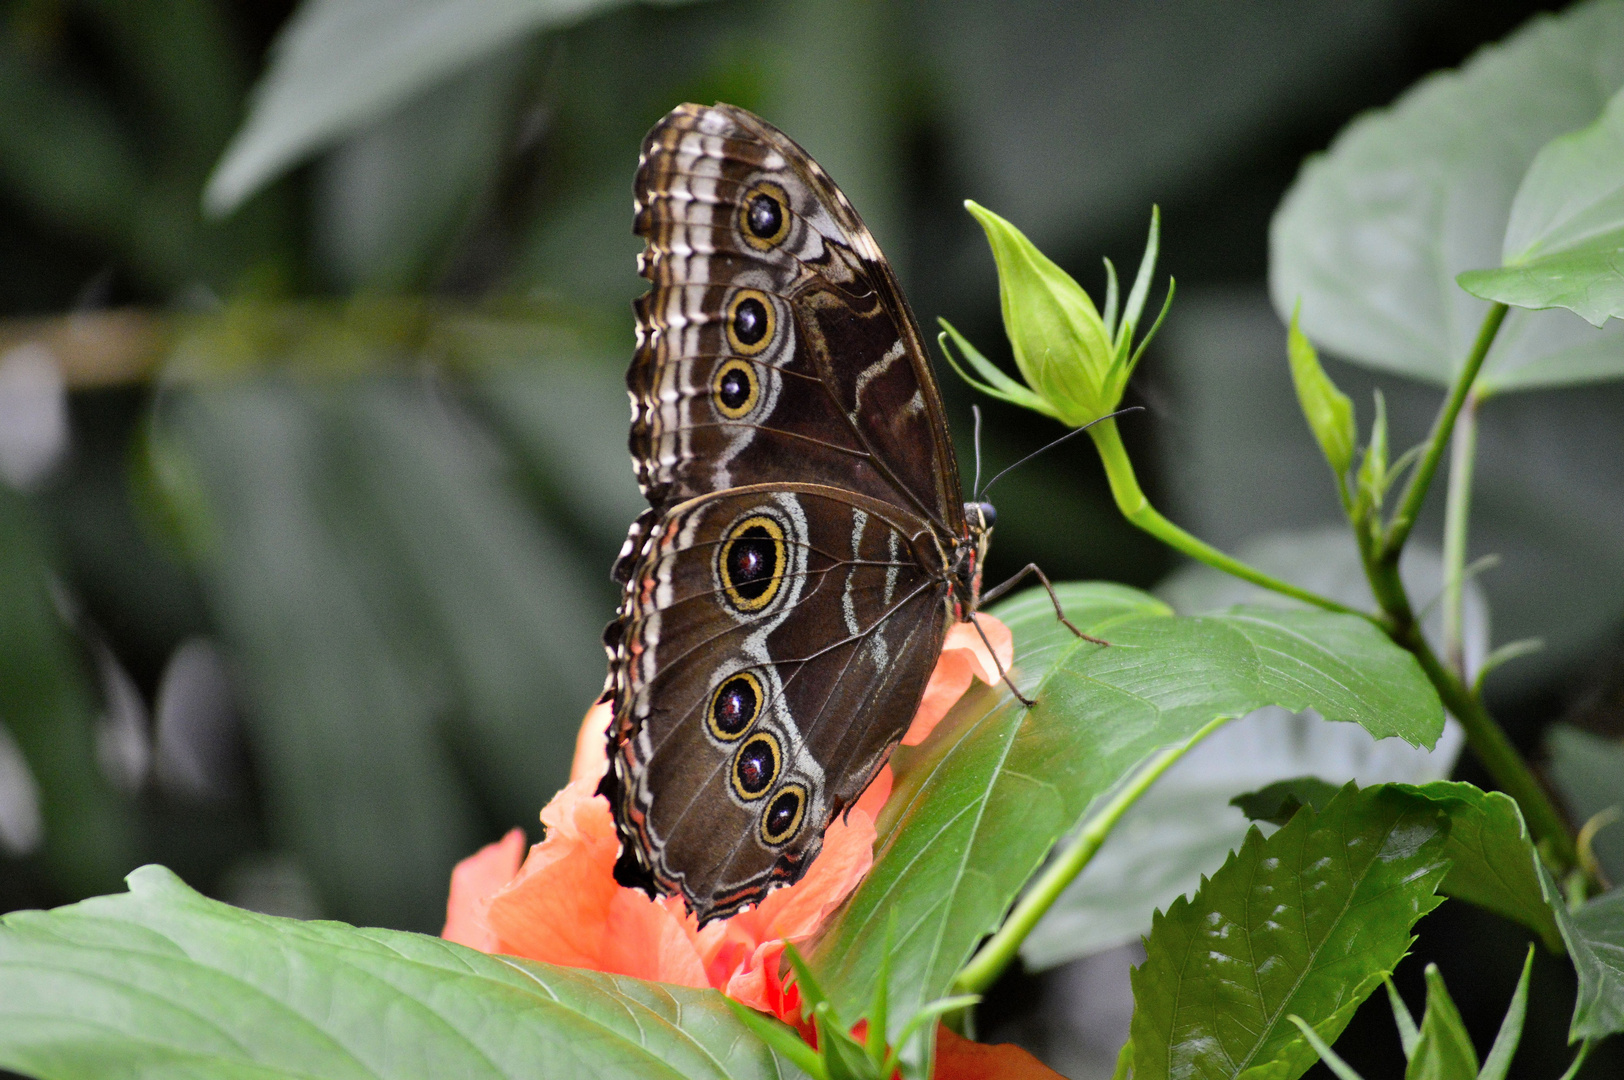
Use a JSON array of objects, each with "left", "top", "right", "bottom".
[{"left": 600, "top": 103, "right": 1079, "bottom": 924}]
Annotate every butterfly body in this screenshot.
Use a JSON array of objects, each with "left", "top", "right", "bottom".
[{"left": 603, "top": 103, "right": 993, "bottom": 924}]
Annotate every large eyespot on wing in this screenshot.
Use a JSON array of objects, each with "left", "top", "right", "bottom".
[
  {"left": 716, "top": 511, "right": 788, "bottom": 615},
  {"left": 603, "top": 483, "right": 953, "bottom": 924}
]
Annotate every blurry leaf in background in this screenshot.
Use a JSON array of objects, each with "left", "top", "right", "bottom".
[
  {"left": 1270, "top": 0, "right": 1624, "bottom": 392},
  {"left": 0, "top": 721, "right": 42, "bottom": 858},
  {"left": 158, "top": 367, "right": 612, "bottom": 932},
  {"left": 1129, "top": 785, "right": 1451, "bottom": 1080},
  {"left": 0, "top": 0, "right": 297, "bottom": 295},
  {"left": 1458, "top": 85, "right": 1624, "bottom": 329},
  {"left": 0, "top": 487, "right": 133, "bottom": 898},
  {"left": 1546, "top": 724, "right": 1624, "bottom": 886},
  {"left": 311, "top": 46, "right": 528, "bottom": 291},
  {"left": 1155, "top": 290, "right": 1624, "bottom": 697},
  {"left": 206, "top": 0, "right": 702, "bottom": 217},
  {"left": 0, "top": 865, "right": 811, "bottom": 1080},
  {"left": 0, "top": 343, "right": 68, "bottom": 489}
]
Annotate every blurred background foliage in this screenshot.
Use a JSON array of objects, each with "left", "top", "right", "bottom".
[{"left": 0, "top": 1, "right": 1621, "bottom": 1077}]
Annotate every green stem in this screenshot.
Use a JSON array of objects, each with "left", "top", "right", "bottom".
[
  {"left": 1088, "top": 418, "right": 1365, "bottom": 618},
  {"left": 1440, "top": 392, "right": 1478, "bottom": 677},
  {"left": 952, "top": 715, "right": 1232, "bottom": 996},
  {"left": 1366, "top": 555, "right": 1578, "bottom": 870},
  {"left": 1382, "top": 303, "right": 1507, "bottom": 557}
]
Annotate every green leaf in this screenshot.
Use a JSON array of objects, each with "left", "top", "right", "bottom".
[
  {"left": 810, "top": 583, "right": 1444, "bottom": 1040},
  {"left": 205, "top": 0, "right": 672, "bottom": 214},
  {"left": 1287, "top": 1016, "right": 1366, "bottom": 1080},
  {"left": 1458, "top": 86, "right": 1624, "bottom": 327},
  {"left": 1478, "top": 946, "right": 1535, "bottom": 1080},
  {"left": 1130, "top": 785, "right": 1452, "bottom": 1080},
  {"left": 1387, "top": 978, "right": 1421, "bottom": 1059},
  {"left": 1393, "top": 782, "right": 1563, "bottom": 952},
  {"left": 0, "top": 865, "right": 812, "bottom": 1080},
  {"left": 1231, "top": 776, "right": 1343, "bottom": 826},
  {"left": 1546, "top": 725, "right": 1624, "bottom": 885},
  {"left": 1286, "top": 310, "right": 1356, "bottom": 485},
  {"left": 1021, "top": 694, "right": 1459, "bottom": 972},
  {"left": 1270, "top": 0, "right": 1624, "bottom": 391},
  {"left": 1406, "top": 966, "right": 1479, "bottom": 1080},
  {"left": 1549, "top": 880, "right": 1624, "bottom": 1040}
]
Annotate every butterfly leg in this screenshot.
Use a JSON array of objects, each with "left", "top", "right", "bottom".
[
  {"left": 967, "top": 610, "right": 1036, "bottom": 708},
  {"left": 979, "top": 563, "right": 1109, "bottom": 646}
]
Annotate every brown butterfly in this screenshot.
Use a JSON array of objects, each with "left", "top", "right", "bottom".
[{"left": 600, "top": 103, "right": 1080, "bottom": 924}]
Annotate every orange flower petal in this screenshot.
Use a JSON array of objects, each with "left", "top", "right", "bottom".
[
  {"left": 571, "top": 699, "right": 612, "bottom": 783},
  {"left": 934, "top": 1026, "right": 1067, "bottom": 1080},
  {"left": 441, "top": 827, "right": 526, "bottom": 952},
  {"left": 904, "top": 614, "right": 1013, "bottom": 746}
]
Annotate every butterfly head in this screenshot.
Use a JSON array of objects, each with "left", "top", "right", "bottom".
[{"left": 956, "top": 501, "right": 997, "bottom": 612}]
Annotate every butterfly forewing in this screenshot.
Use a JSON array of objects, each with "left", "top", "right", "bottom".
[{"left": 608, "top": 103, "right": 974, "bottom": 923}]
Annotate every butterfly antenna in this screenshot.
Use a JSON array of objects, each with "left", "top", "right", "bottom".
[
  {"left": 979, "top": 407, "right": 1144, "bottom": 498},
  {"left": 971, "top": 405, "right": 984, "bottom": 498}
]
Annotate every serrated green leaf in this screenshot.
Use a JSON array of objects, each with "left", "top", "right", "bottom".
[
  {"left": 1231, "top": 776, "right": 1343, "bottom": 826},
  {"left": 1393, "top": 782, "right": 1563, "bottom": 952},
  {"left": 1129, "top": 785, "right": 1451, "bottom": 1080},
  {"left": 0, "top": 865, "right": 812, "bottom": 1080},
  {"left": 1286, "top": 312, "right": 1356, "bottom": 484},
  {"left": 1458, "top": 86, "right": 1624, "bottom": 328},
  {"left": 1406, "top": 966, "right": 1479, "bottom": 1080},
  {"left": 1270, "top": 0, "right": 1624, "bottom": 390},
  {"left": 811, "top": 584, "right": 1444, "bottom": 1042}
]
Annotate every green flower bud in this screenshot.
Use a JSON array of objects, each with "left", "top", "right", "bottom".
[{"left": 944, "top": 202, "right": 1171, "bottom": 429}]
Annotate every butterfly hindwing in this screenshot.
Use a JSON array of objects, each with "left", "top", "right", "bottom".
[{"left": 605, "top": 483, "right": 949, "bottom": 921}]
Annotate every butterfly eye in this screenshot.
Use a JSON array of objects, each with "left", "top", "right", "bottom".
[
  {"left": 738, "top": 182, "right": 790, "bottom": 249},
  {"left": 760, "top": 784, "right": 806, "bottom": 845},
  {"left": 731, "top": 732, "right": 781, "bottom": 800},
  {"left": 718, "top": 513, "right": 786, "bottom": 613},
  {"left": 708, "top": 672, "right": 763, "bottom": 741},
  {"left": 712, "top": 359, "right": 759, "bottom": 419},
  {"left": 726, "top": 291, "right": 774, "bottom": 355}
]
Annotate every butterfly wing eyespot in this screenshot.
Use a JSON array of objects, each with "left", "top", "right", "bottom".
[
  {"left": 759, "top": 783, "right": 806, "bottom": 845},
  {"left": 712, "top": 358, "right": 760, "bottom": 419},
  {"left": 717, "top": 513, "right": 787, "bottom": 613},
  {"left": 731, "top": 732, "right": 781, "bottom": 800},
  {"left": 725, "top": 289, "right": 775, "bottom": 356},
  {"left": 708, "top": 671, "right": 764, "bottom": 742},
  {"left": 738, "top": 181, "right": 791, "bottom": 250}
]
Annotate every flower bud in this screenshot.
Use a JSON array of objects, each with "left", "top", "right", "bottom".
[{"left": 965, "top": 201, "right": 1116, "bottom": 426}]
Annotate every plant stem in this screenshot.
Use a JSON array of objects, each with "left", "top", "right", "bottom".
[
  {"left": 952, "top": 716, "right": 1231, "bottom": 996},
  {"left": 1440, "top": 392, "right": 1479, "bottom": 677},
  {"left": 1366, "top": 555, "right": 1578, "bottom": 870},
  {"left": 1382, "top": 303, "right": 1507, "bottom": 557},
  {"left": 1087, "top": 418, "right": 1365, "bottom": 618}
]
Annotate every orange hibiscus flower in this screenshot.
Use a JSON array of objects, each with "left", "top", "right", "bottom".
[{"left": 443, "top": 613, "right": 1061, "bottom": 1078}]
